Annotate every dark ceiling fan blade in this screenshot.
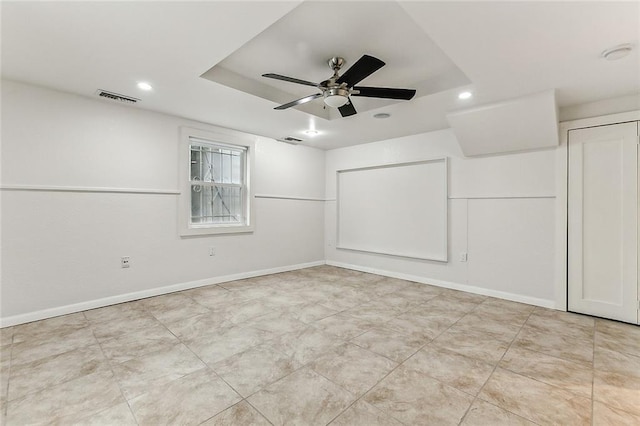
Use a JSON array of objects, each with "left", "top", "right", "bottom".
[
  {"left": 352, "top": 86, "right": 416, "bottom": 100},
  {"left": 336, "top": 55, "right": 385, "bottom": 86},
  {"left": 338, "top": 100, "right": 357, "bottom": 117},
  {"left": 274, "top": 93, "right": 323, "bottom": 110},
  {"left": 262, "top": 73, "right": 318, "bottom": 88}
]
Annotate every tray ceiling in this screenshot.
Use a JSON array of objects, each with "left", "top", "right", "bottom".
[
  {"left": 2, "top": 1, "right": 638, "bottom": 150},
  {"left": 201, "top": 1, "right": 469, "bottom": 120}
]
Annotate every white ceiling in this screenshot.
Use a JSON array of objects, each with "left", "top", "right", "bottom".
[
  {"left": 2, "top": 1, "right": 639, "bottom": 150},
  {"left": 202, "top": 1, "right": 469, "bottom": 120}
]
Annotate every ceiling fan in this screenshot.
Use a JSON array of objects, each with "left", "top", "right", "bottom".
[{"left": 262, "top": 54, "right": 416, "bottom": 117}]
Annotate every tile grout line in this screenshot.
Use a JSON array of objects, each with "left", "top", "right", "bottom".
[
  {"left": 495, "top": 313, "right": 599, "bottom": 391},
  {"left": 455, "top": 306, "right": 599, "bottom": 423},
  {"left": 89, "top": 299, "right": 222, "bottom": 422},
  {"left": 157, "top": 297, "right": 287, "bottom": 426},
  {"left": 323, "top": 289, "right": 480, "bottom": 426},
  {"left": 2, "top": 331, "right": 15, "bottom": 421},
  {"left": 478, "top": 355, "right": 596, "bottom": 418},
  {"left": 456, "top": 305, "right": 538, "bottom": 425},
  {"left": 221, "top": 322, "right": 364, "bottom": 423},
  {"left": 6, "top": 289, "right": 289, "bottom": 424},
  {"left": 201, "top": 274, "right": 596, "bottom": 422},
  {"left": 5, "top": 322, "right": 123, "bottom": 404},
  {"left": 226, "top": 362, "right": 310, "bottom": 425},
  {"left": 307, "top": 367, "right": 377, "bottom": 426},
  {"left": 243, "top": 398, "right": 276, "bottom": 426},
  {"left": 6, "top": 268, "right": 635, "bottom": 425},
  {"left": 319, "top": 293, "right": 430, "bottom": 424},
  {"left": 590, "top": 319, "right": 640, "bottom": 419},
  {"left": 86, "top": 318, "right": 141, "bottom": 426},
  {"left": 161, "top": 318, "right": 257, "bottom": 424},
  {"left": 194, "top": 398, "right": 274, "bottom": 426},
  {"left": 245, "top": 281, "right": 430, "bottom": 425},
  {"left": 393, "top": 297, "right": 495, "bottom": 424},
  {"left": 499, "top": 335, "right": 594, "bottom": 368}
]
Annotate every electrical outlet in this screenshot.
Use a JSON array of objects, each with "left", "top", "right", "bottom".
[
  {"left": 209, "top": 247, "right": 216, "bottom": 257},
  {"left": 121, "top": 256, "right": 130, "bottom": 268},
  {"left": 460, "top": 252, "right": 468, "bottom": 262}
]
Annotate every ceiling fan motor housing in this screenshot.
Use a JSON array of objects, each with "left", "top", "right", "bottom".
[{"left": 325, "top": 87, "right": 349, "bottom": 98}]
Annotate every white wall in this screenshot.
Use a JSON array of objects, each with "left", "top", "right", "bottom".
[
  {"left": 325, "top": 129, "right": 558, "bottom": 307},
  {"left": 559, "top": 93, "right": 640, "bottom": 122},
  {"left": 0, "top": 79, "right": 564, "bottom": 325},
  {"left": 1, "top": 80, "right": 326, "bottom": 324}
]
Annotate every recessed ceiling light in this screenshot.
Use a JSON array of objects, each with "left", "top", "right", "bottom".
[
  {"left": 458, "top": 91, "right": 472, "bottom": 100},
  {"left": 304, "top": 130, "right": 318, "bottom": 136},
  {"left": 373, "top": 113, "right": 391, "bottom": 119},
  {"left": 137, "top": 82, "right": 153, "bottom": 91},
  {"left": 601, "top": 43, "right": 633, "bottom": 61}
]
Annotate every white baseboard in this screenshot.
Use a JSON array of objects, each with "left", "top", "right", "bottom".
[
  {"left": 1, "top": 259, "right": 560, "bottom": 327},
  {"left": 326, "top": 260, "right": 556, "bottom": 309},
  {"left": 0, "top": 260, "right": 325, "bottom": 327}
]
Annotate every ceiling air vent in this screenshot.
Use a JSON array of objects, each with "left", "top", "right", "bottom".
[
  {"left": 277, "top": 136, "right": 303, "bottom": 145},
  {"left": 96, "top": 90, "right": 139, "bottom": 104}
]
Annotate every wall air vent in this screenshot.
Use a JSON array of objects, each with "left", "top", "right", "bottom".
[
  {"left": 96, "top": 90, "right": 139, "bottom": 104},
  {"left": 277, "top": 136, "right": 303, "bottom": 145}
]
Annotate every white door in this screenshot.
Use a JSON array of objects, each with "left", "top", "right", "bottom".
[{"left": 568, "top": 121, "right": 638, "bottom": 324}]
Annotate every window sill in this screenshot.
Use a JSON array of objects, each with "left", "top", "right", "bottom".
[{"left": 180, "top": 223, "right": 254, "bottom": 237}]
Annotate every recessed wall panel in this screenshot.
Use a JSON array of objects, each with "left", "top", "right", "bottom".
[{"left": 337, "top": 158, "right": 447, "bottom": 261}]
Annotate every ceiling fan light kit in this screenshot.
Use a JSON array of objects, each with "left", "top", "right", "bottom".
[
  {"left": 262, "top": 54, "right": 416, "bottom": 117},
  {"left": 324, "top": 87, "right": 350, "bottom": 108}
]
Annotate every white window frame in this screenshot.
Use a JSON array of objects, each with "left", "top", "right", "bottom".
[{"left": 179, "top": 126, "right": 255, "bottom": 236}]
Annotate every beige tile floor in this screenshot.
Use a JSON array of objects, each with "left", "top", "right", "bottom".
[{"left": 1, "top": 265, "right": 639, "bottom": 425}]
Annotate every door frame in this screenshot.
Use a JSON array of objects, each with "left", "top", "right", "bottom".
[{"left": 556, "top": 110, "right": 640, "bottom": 312}]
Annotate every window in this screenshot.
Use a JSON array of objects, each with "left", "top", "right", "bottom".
[
  {"left": 190, "top": 142, "right": 244, "bottom": 225},
  {"left": 180, "top": 127, "right": 254, "bottom": 236}
]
